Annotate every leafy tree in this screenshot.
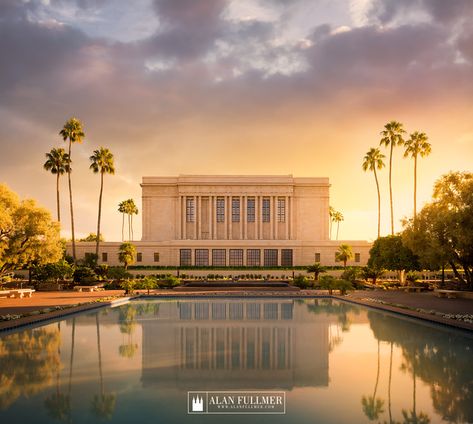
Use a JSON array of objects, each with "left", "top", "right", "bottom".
[
  {"left": 368, "top": 236, "right": 419, "bottom": 275},
  {"left": 319, "top": 275, "right": 336, "bottom": 294},
  {"left": 340, "top": 267, "right": 360, "bottom": 284},
  {"left": 402, "top": 172, "right": 473, "bottom": 289},
  {"left": 32, "top": 260, "right": 74, "bottom": 283},
  {"left": 60, "top": 117, "right": 85, "bottom": 262},
  {"left": 336, "top": 244, "right": 354, "bottom": 267},
  {"left": 107, "top": 266, "right": 132, "bottom": 281},
  {"left": 306, "top": 263, "right": 327, "bottom": 282},
  {"left": 0, "top": 184, "right": 62, "bottom": 278},
  {"left": 403, "top": 131, "right": 431, "bottom": 221},
  {"left": 120, "top": 279, "right": 136, "bottom": 295},
  {"left": 141, "top": 276, "right": 157, "bottom": 294},
  {"left": 362, "top": 147, "right": 385, "bottom": 238},
  {"left": 380, "top": 120, "right": 405, "bottom": 235},
  {"left": 361, "top": 266, "right": 385, "bottom": 285},
  {"left": 43, "top": 147, "right": 70, "bottom": 222},
  {"left": 118, "top": 242, "right": 136, "bottom": 270},
  {"left": 293, "top": 274, "right": 310, "bottom": 289},
  {"left": 73, "top": 266, "right": 97, "bottom": 284},
  {"left": 90, "top": 147, "right": 115, "bottom": 260},
  {"left": 79, "top": 233, "right": 104, "bottom": 242}
]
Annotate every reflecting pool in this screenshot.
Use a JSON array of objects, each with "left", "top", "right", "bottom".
[{"left": 0, "top": 298, "right": 472, "bottom": 423}]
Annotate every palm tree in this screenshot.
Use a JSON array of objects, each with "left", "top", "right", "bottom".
[
  {"left": 333, "top": 211, "right": 344, "bottom": 240},
  {"left": 362, "top": 148, "right": 385, "bottom": 238},
  {"left": 403, "top": 132, "right": 431, "bottom": 221},
  {"left": 118, "top": 201, "right": 126, "bottom": 241},
  {"left": 361, "top": 340, "right": 385, "bottom": 421},
  {"left": 60, "top": 118, "right": 85, "bottom": 262},
  {"left": 118, "top": 242, "right": 136, "bottom": 270},
  {"left": 329, "top": 206, "right": 335, "bottom": 239},
  {"left": 89, "top": 148, "right": 115, "bottom": 260},
  {"left": 336, "top": 244, "right": 353, "bottom": 267},
  {"left": 43, "top": 148, "right": 70, "bottom": 223},
  {"left": 128, "top": 199, "right": 138, "bottom": 241},
  {"left": 306, "top": 263, "right": 327, "bottom": 282},
  {"left": 380, "top": 120, "right": 405, "bottom": 235}
]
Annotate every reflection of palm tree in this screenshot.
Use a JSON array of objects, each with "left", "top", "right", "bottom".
[
  {"left": 91, "top": 314, "right": 116, "bottom": 420},
  {"left": 67, "top": 318, "right": 76, "bottom": 423},
  {"left": 118, "top": 306, "right": 138, "bottom": 359},
  {"left": 44, "top": 322, "right": 70, "bottom": 421},
  {"left": 402, "top": 349, "right": 431, "bottom": 424},
  {"left": 361, "top": 340, "right": 385, "bottom": 420},
  {"left": 388, "top": 342, "right": 393, "bottom": 423}
]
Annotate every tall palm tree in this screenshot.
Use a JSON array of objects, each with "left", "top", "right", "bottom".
[
  {"left": 118, "top": 201, "right": 126, "bottom": 241},
  {"left": 129, "top": 200, "right": 138, "bottom": 241},
  {"left": 362, "top": 148, "right": 386, "bottom": 238},
  {"left": 60, "top": 118, "right": 85, "bottom": 262},
  {"left": 336, "top": 244, "right": 353, "bottom": 267},
  {"left": 90, "top": 147, "right": 115, "bottom": 259},
  {"left": 329, "top": 206, "right": 335, "bottom": 239},
  {"left": 380, "top": 120, "right": 405, "bottom": 235},
  {"left": 43, "top": 148, "right": 70, "bottom": 223},
  {"left": 403, "top": 132, "right": 431, "bottom": 221},
  {"left": 334, "top": 211, "right": 344, "bottom": 240}
]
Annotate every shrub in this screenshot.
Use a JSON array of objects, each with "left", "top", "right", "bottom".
[
  {"left": 341, "top": 267, "right": 360, "bottom": 283},
  {"left": 94, "top": 264, "right": 109, "bottom": 280},
  {"left": 107, "top": 267, "right": 133, "bottom": 282},
  {"left": 139, "top": 276, "right": 157, "bottom": 294},
  {"left": 319, "top": 275, "right": 336, "bottom": 294},
  {"left": 158, "top": 275, "right": 181, "bottom": 289},
  {"left": 73, "top": 266, "right": 97, "bottom": 284},
  {"left": 120, "top": 279, "right": 136, "bottom": 295},
  {"left": 406, "top": 271, "right": 420, "bottom": 285},
  {"left": 32, "top": 260, "right": 74, "bottom": 283},
  {"left": 333, "top": 279, "right": 354, "bottom": 295},
  {"left": 293, "top": 274, "right": 310, "bottom": 289}
]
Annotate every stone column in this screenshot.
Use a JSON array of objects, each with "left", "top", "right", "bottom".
[
  {"left": 197, "top": 196, "right": 202, "bottom": 239},
  {"left": 182, "top": 196, "right": 187, "bottom": 239},
  {"left": 228, "top": 196, "right": 232, "bottom": 240},
  {"left": 224, "top": 195, "right": 228, "bottom": 239},
  {"left": 243, "top": 195, "right": 247, "bottom": 240},
  {"left": 270, "top": 196, "right": 274, "bottom": 240},
  {"left": 285, "top": 195, "right": 289, "bottom": 240},
  {"left": 208, "top": 195, "right": 213, "bottom": 240},
  {"left": 177, "top": 195, "right": 182, "bottom": 239},
  {"left": 290, "top": 196, "right": 294, "bottom": 240},
  {"left": 239, "top": 195, "right": 243, "bottom": 240},
  {"left": 213, "top": 196, "right": 217, "bottom": 239},
  {"left": 193, "top": 195, "right": 197, "bottom": 240}
]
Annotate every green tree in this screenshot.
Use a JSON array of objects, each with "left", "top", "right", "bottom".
[
  {"left": 43, "top": 147, "right": 70, "bottom": 223},
  {"left": 402, "top": 172, "right": 473, "bottom": 289},
  {"left": 333, "top": 211, "right": 344, "bottom": 240},
  {"left": 118, "top": 242, "right": 136, "bottom": 270},
  {"left": 361, "top": 340, "right": 385, "bottom": 421},
  {"left": 59, "top": 117, "right": 85, "bottom": 262},
  {"left": 361, "top": 266, "right": 385, "bottom": 285},
  {"left": 118, "top": 201, "right": 126, "bottom": 241},
  {"left": 362, "top": 147, "right": 385, "bottom": 238},
  {"left": 380, "top": 120, "right": 405, "bottom": 235},
  {"left": 0, "top": 184, "right": 62, "bottom": 278},
  {"left": 403, "top": 132, "right": 431, "bottom": 221},
  {"left": 336, "top": 244, "right": 353, "bottom": 267},
  {"left": 32, "top": 260, "right": 74, "bottom": 283},
  {"left": 89, "top": 147, "right": 115, "bottom": 260},
  {"left": 79, "top": 233, "right": 104, "bottom": 242},
  {"left": 306, "top": 263, "right": 327, "bottom": 282},
  {"left": 368, "top": 236, "right": 419, "bottom": 283},
  {"left": 141, "top": 276, "right": 157, "bottom": 294}
]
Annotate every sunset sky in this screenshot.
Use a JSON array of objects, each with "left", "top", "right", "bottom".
[{"left": 1, "top": 0, "right": 472, "bottom": 242}]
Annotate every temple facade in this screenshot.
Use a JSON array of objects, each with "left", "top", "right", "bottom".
[{"left": 73, "top": 175, "right": 371, "bottom": 267}]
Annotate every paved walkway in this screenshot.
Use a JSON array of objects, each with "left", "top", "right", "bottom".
[{"left": 347, "top": 290, "right": 473, "bottom": 314}]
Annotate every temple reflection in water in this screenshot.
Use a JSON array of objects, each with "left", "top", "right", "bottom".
[{"left": 141, "top": 299, "right": 337, "bottom": 389}]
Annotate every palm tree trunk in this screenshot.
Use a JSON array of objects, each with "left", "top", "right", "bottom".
[
  {"left": 131, "top": 214, "right": 134, "bottom": 241},
  {"left": 95, "top": 172, "right": 104, "bottom": 259},
  {"left": 389, "top": 142, "right": 394, "bottom": 235},
  {"left": 128, "top": 214, "right": 131, "bottom": 241},
  {"left": 373, "top": 340, "right": 380, "bottom": 398},
  {"left": 67, "top": 140, "right": 76, "bottom": 261},
  {"left": 336, "top": 221, "right": 340, "bottom": 240},
  {"left": 374, "top": 167, "right": 381, "bottom": 238},
  {"left": 56, "top": 173, "right": 61, "bottom": 222},
  {"left": 68, "top": 317, "right": 76, "bottom": 421},
  {"left": 413, "top": 154, "right": 417, "bottom": 222},
  {"left": 121, "top": 213, "right": 124, "bottom": 242}
]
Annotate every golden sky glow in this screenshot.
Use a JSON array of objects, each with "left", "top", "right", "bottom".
[{"left": 1, "top": 0, "right": 473, "bottom": 241}]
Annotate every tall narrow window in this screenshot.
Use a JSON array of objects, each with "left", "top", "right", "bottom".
[
  {"left": 180, "top": 249, "right": 192, "bottom": 266},
  {"left": 195, "top": 249, "right": 209, "bottom": 266},
  {"left": 212, "top": 249, "right": 226, "bottom": 266},
  {"left": 216, "top": 197, "right": 225, "bottom": 222},
  {"left": 186, "top": 197, "right": 195, "bottom": 222},
  {"left": 247, "top": 197, "right": 255, "bottom": 222},
  {"left": 281, "top": 249, "right": 293, "bottom": 267},
  {"left": 229, "top": 249, "right": 243, "bottom": 266},
  {"left": 277, "top": 198, "right": 286, "bottom": 222},
  {"left": 154, "top": 252, "right": 160, "bottom": 262},
  {"left": 262, "top": 198, "right": 270, "bottom": 222},
  {"left": 137, "top": 252, "right": 142, "bottom": 262},
  {"left": 102, "top": 252, "right": 108, "bottom": 262},
  {"left": 355, "top": 253, "right": 361, "bottom": 263},
  {"left": 247, "top": 249, "right": 261, "bottom": 267},
  {"left": 264, "top": 249, "right": 278, "bottom": 267},
  {"left": 232, "top": 197, "right": 240, "bottom": 222},
  {"left": 315, "top": 252, "right": 321, "bottom": 262}
]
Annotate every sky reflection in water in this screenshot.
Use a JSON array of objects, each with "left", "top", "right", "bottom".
[{"left": 0, "top": 298, "right": 472, "bottom": 424}]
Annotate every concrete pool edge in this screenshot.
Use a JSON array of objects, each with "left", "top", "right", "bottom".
[
  {"left": 0, "top": 296, "right": 136, "bottom": 332},
  {"left": 0, "top": 291, "right": 472, "bottom": 333}
]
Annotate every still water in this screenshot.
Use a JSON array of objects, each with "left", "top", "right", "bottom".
[{"left": 0, "top": 298, "right": 472, "bottom": 424}]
